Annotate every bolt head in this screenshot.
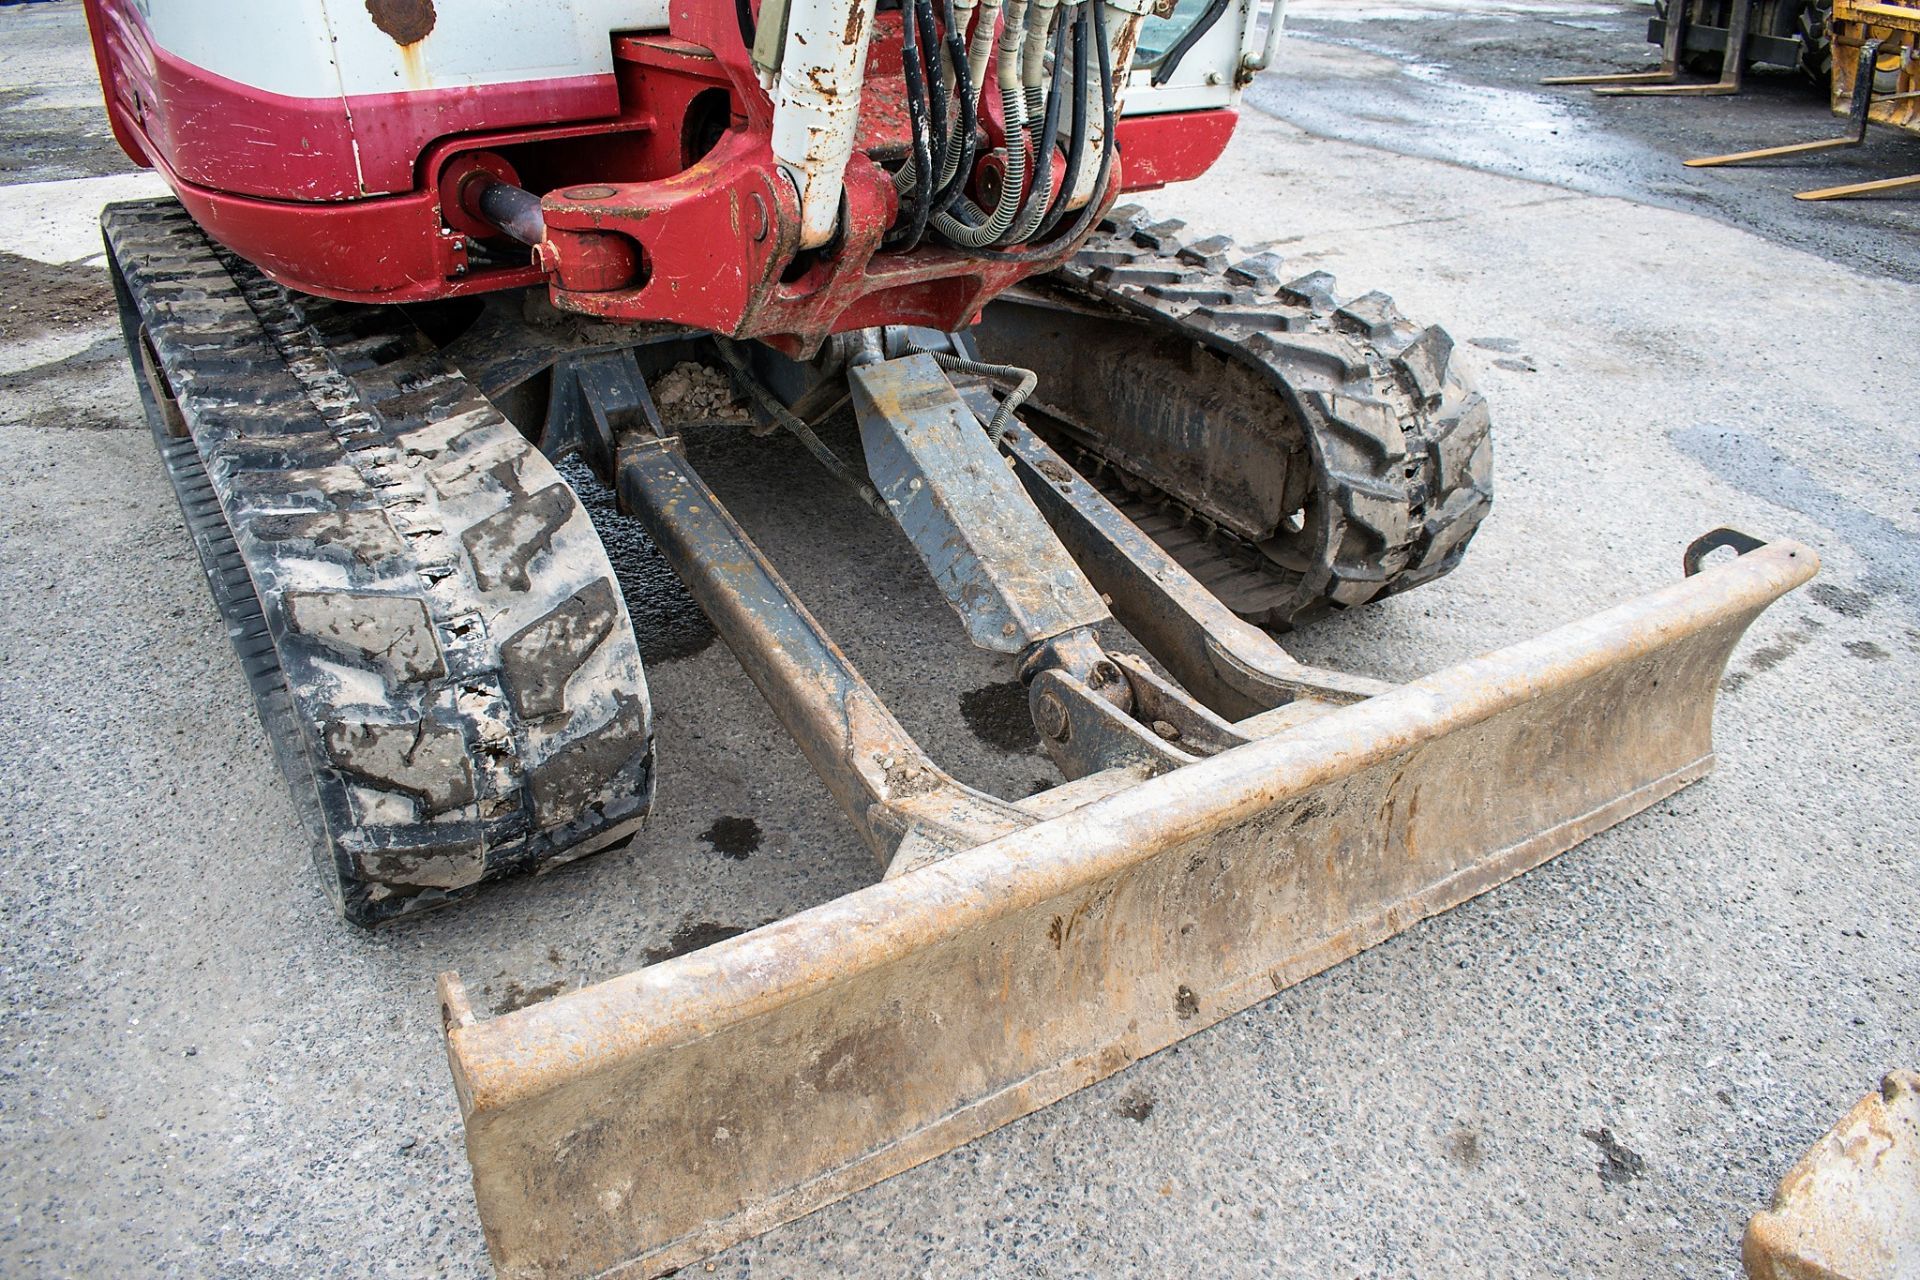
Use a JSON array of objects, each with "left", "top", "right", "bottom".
[{"left": 1035, "top": 691, "right": 1070, "bottom": 742}]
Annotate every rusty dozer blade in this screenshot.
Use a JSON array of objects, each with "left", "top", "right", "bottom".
[
  {"left": 440, "top": 493, "right": 1813, "bottom": 1278},
  {"left": 439, "top": 313, "right": 1813, "bottom": 1280}
]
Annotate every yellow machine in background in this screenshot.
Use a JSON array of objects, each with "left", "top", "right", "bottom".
[
  {"left": 1833, "top": 1, "right": 1920, "bottom": 132},
  {"left": 1688, "top": 0, "right": 1920, "bottom": 197}
]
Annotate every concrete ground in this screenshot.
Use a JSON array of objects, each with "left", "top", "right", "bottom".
[{"left": 1, "top": 1, "right": 1914, "bottom": 1277}]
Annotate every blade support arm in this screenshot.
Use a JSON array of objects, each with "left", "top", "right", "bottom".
[
  {"left": 962, "top": 381, "right": 1390, "bottom": 718},
  {"left": 614, "top": 435, "right": 1032, "bottom": 867}
]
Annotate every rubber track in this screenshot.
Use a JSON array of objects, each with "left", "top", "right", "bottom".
[
  {"left": 104, "top": 199, "right": 654, "bottom": 926},
  {"left": 1033, "top": 204, "right": 1493, "bottom": 630}
]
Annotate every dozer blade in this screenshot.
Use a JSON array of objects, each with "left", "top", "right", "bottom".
[{"left": 440, "top": 537, "right": 1814, "bottom": 1280}]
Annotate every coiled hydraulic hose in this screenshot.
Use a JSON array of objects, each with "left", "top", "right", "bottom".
[
  {"left": 931, "top": 0, "right": 1033, "bottom": 247},
  {"left": 959, "top": 0, "right": 1118, "bottom": 263},
  {"left": 910, "top": 346, "right": 1038, "bottom": 440},
  {"left": 1020, "top": 0, "right": 1060, "bottom": 126},
  {"left": 1004, "top": 4, "right": 1075, "bottom": 245},
  {"left": 964, "top": 0, "right": 1003, "bottom": 96},
  {"left": 890, "top": 0, "right": 1117, "bottom": 254}
]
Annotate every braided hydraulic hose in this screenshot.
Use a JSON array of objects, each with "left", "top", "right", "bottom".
[
  {"left": 1004, "top": 5, "right": 1074, "bottom": 245},
  {"left": 957, "top": 0, "right": 1117, "bottom": 262},
  {"left": 910, "top": 347, "right": 1038, "bottom": 439},
  {"left": 885, "top": 0, "right": 936, "bottom": 250}
]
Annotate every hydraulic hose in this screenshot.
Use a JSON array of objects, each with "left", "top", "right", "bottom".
[
  {"left": 915, "top": 0, "right": 950, "bottom": 192},
  {"left": 929, "top": 0, "right": 979, "bottom": 211},
  {"left": 959, "top": 0, "right": 1117, "bottom": 263},
  {"left": 964, "top": 0, "right": 1003, "bottom": 96},
  {"left": 910, "top": 347, "right": 1038, "bottom": 440},
  {"left": 932, "top": 0, "right": 1032, "bottom": 247},
  {"left": 1004, "top": 6, "right": 1074, "bottom": 244},
  {"left": 713, "top": 340, "right": 891, "bottom": 517},
  {"left": 893, "top": 0, "right": 981, "bottom": 216},
  {"left": 885, "top": 0, "right": 936, "bottom": 250},
  {"left": 1034, "top": 1, "right": 1090, "bottom": 240},
  {"left": 1020, "top": 0, "right": 1061, "bottom": 127},
  {"left": 929, "top": 85, "right": 1027, "bottom": 246}
]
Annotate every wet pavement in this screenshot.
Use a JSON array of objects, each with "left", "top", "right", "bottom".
[{"left": 1267, "top": 0, "right": 1919, "bottom": 282}]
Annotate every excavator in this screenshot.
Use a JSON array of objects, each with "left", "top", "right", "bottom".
[{"left": 83, "top": 0, "right": 1815, "bottom": 1275}]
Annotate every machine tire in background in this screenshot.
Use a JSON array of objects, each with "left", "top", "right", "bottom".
[{"left": 1798, "top": 0, "right": 1834, "bottom": 83}]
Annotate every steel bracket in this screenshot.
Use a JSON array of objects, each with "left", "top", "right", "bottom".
[{"left": 851, "top": 352, "right": 1112, "bottom": 653}]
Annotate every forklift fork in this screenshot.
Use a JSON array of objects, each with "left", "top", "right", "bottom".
[
  {"left": 1543, "top": 0, "right": 1695, "bottom": 86},
  {"left": 1544, "top": 0, "right": 1757, "bottom": 96},
  {"left": 1687, "top": 38, "right": 1920, "bottom": 198},
  {"left": 1598, "top": 0, "right": 1753, "bottom": 96}
]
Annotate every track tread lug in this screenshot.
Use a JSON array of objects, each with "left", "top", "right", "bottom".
[
  {"left": 1278, "top": 271, "right": 1340, "bottom": 311},
  {"left": 1226, "top": 252, "right": 1286, "bottom": 289}
]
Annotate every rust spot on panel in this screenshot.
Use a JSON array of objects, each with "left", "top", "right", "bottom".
[
  {"left": 802, "top": 1025, "right": 900, "bottom": 1094},
  {"left": 366, "top": 0, "right": 436, "bottom": 45},
  {"left": 843, "top": 5, "right": 866, "bottom": 45}
]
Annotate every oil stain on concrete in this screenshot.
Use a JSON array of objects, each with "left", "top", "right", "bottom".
[
  {"left": 959, "top": 680, "right": 1040, "bottom": 753},
  {"left": 645, "top": 919, "right": 749, "bottom": 965},
  {"left": 700, "top": 815, "right": 762, "bottom": 861}
]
